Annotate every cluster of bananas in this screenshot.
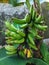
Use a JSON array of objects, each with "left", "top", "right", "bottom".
[{"left": 5, "top": 0, "right": 47, "bottom": 58}]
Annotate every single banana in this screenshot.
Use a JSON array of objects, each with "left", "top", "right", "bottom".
[
  {"left": 29, "top": 27, "right": 37, "bottom": 37},
  {"left": 17, "top": 30, "right": 25, "bottom": 37},
  {"left": 35, "top": 15, "right": 42, "bottom": 23},
  {"left": 5, "top": 22, "right": 17, "bottom": 32},
  {"left": 30, "top": 5, "right": 33, "bottom": 15},
  {"left": 20, "top": 24, "right": 28, "bottom": 28},
  {"left": 34, "top": 24, "right": 47, "bottom": 31},
  {"left": 6, "top": 38, "right": 25, "bottom": 44},
  {"left": 14, "top": 38, "right": 25, "bottom": 44},
  {"left": 28, "top": 43, "right": 38, "bottom": 50},
  {"left": 5, "top": 45, "right": 16, "bottom": 52},
  {"left": 5, "top": 30, "right": 10, "bottom": 36},
  {"left": 12, "top": 13, "right": 31, "bottom": 24},
  {"left": 28, "top": 34, "right": 35, "bottom": 45},
  {"left": 6, "top": 51, "right": 16, "bottom": 55},
  {"left": 36, "top": 35, "right": 43, "bottom": 39},
  {"left": 32, "top": 9, "right": 36, "bottom": 20}
]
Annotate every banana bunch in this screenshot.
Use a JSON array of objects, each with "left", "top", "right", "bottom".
[{"left": 5, "top": 0, "right": 47, "bottom": 58}]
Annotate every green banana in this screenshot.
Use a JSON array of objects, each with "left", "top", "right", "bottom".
[
  {"left": 12, "top": 13, "right": 31, "bottom": 24},
  {"left": 39, "top": 21, "right": 44, "bottom": 24},
  {"left": 5, "top": 22, "right": 17, "bottom": 32},
  {"left": 28, "top": 34, "right": 35, "bottom": 45},
  {"left": 6, "top": 51, "right": 16, "bottom": 55},
  {"left": 6, "top": 38, "right": 25, "bottom": 44},
  {"left": 5, "top": 30, "right": 10, "bottom": 36},
  {"left": 26, "top": 0, "right": 31, "bottom": 10},
  {"left": 29, "top": 27, "right": 37, "bottom": 37},
  {"left": 14, "top": 38, "right": 25, "bottom": 44},
  {"left": 30, "top": 5, "right": 33, "bottom": 16},
  {"left": 20, "top": 24, "right": 28, "bottom": 28},
  {"left": 35, "top": 15, "right": 42, "bottom": 23},
  {"left": 32, "top": 10, "right": 36, "bottom": 20},
  {"left": 5, "top": 45, "right": 16, "bottom": 52},
  {"left": 36, "top": 35, "right": 43, "bottom": 39},
  {"left": 19, "top": 51, "right": 25, "bottom": 58},
  {"left": 17, "top": 30, "right": 25, "bottom": 37},
  {"left": 28, "top": 43, "right": 38, "bottom": 50},
  {"left": 5, "top": 30, "right": 23, "bottom": 40},
  {"left": 34, "top": 24, "right": 47, "bottom": 31}
]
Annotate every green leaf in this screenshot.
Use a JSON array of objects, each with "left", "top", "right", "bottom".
[
  {"left": 0, "top": 48, "right": 48, "bottom": 65},
  {"left": 40, "top": 43, "right": 48, "bottom": 60},
  {"left": 9, "top": 0, "right": 24, "bottom": 6},
  {"left": 40, "top": 43, "right": 49, "bottom": 65}
]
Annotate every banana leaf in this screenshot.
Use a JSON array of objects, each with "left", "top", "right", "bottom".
[
  {"left": 9, "top": 0, "right": 25, "bottom": 6},
  {"left": 0, "top": 47, "right": 48, "bottom": 65}
]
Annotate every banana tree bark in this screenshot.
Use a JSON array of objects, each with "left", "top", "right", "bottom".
[{"left": 33, "top": 0, "right": 43, "bottom": 58}]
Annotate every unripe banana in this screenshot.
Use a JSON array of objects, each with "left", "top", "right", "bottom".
[
  {"left": 35, "top": 15, "right": 42, "bottom": 23},
  {"left": 5, "top": 29, "right": 10, "bottom": 36},
  {"left": 24, "top": 13, "right": 31, "bottom": 23},
  {"left": 36, "top": 35, "right": 43, "bottom": 39},
  {"left": 34, "top": 24, "right": 47, "bottom": 31},
  {"left": 26, "top": 0, "right": 31, "bottom": 10},
  {"left": 14, "top": 38, "right": 25, "bottom": 44},
  {"left": 5, "top": 45, "right": 16, "bottom": 52},
  {"left": 28, "top": 34, "right": 35, "bottom": 45},
  {"left": 9, "top": 31, "right": 23, "bottom": 39},
  {"left": 5, "top": 30, "right": 23, "bottom": 40},
  {"left": 6, "top": 38, "right": 25, "bottom": 44},
  {"left": 19, "top": 51, "right": 25, "bottom": 58},
  {"left": 20, "top": 24, "right": 28, "bottom": 28},
  {"left": 32, "top": 10, "right": 36, "bottom": 20},
  {"left": 28, "top": 43, "right": 38, "bottom": 50},
  {"left": 29, "top": 27, "right": 37, "bottom": 37},
  {"left": 5, "top": 22, "right": 17, "bottom": 32},
  {"left": 6, "top": 51, "right": 16, "bottom": 55},
  {"left": 12, "top": 18, "right": 26, "bottom": 24},
  {"left": 17, "top": 30, "right": 25, "bottom": 37},
  {"left": 12, "top": 13, "right": 31, "bottom": 24}
]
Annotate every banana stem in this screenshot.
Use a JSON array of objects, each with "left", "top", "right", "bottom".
[{"left": 24, "top": 27, "right": 29, "bottom": 49}]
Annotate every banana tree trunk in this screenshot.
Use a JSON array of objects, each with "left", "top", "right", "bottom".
[{"left": 33, "top": 0, "right": 43, "bottom": 58}]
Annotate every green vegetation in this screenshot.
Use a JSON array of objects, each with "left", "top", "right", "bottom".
[{"left": 0, "top": 0, "right": 49, "bottom": 65}]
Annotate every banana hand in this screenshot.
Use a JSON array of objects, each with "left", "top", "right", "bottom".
[
  {"left": 6, "top": 51, "right": 16, "bottom": 55},
  {"left": 5, "top": 45, "right": 16, "bottom": 52},
  {"left": 6, "top": 38, "right": 25, "bottom": 44},
  {"left": 5, "top": 22, "right": 17, "bottom": 32}
]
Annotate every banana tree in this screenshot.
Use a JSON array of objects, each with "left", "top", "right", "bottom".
[{"left": 0, "top": 0, "right": 49, "bottom": 65}]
